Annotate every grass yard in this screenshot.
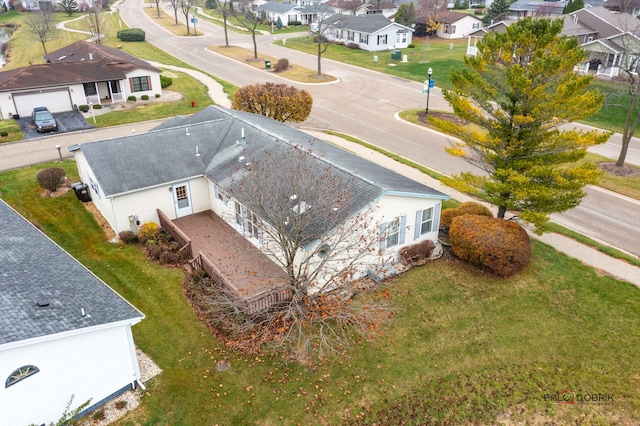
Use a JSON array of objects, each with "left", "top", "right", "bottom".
[
  {"left": 208, "top": 45, "right": 337, "bottom": 83},
  {"left": 1, "top": 161, "right": 639, "bottom": 425},
  {"left": 277, "top": 36, "right": 466, "bottom": 91}
]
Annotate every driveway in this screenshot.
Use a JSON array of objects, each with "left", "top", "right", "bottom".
[{"left": 17, "top": 110, "right": 93, "bottom": 139}]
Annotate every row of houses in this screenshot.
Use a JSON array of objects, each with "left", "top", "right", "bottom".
[{"left": 467, "top": 6, "right": 640, "bottom": 77}]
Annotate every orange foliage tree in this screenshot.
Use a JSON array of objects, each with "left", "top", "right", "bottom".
[
  {"left": 449, "top": 214, "right": 531, "bottom": 277},
  {"left": 232, "top": 83, "right": 313, "bottom": 123}
]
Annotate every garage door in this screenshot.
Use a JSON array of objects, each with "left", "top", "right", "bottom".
[{"left": 13, "top": 89, "right": 73, "bottom": 116}]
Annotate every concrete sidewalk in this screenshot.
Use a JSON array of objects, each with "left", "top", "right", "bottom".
[{"left": 305, "top": 129, "right": 640, "bottom": 289}]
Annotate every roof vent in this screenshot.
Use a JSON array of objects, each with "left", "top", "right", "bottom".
[
  {"left": 89, "top": 52, "right": 94, "bottom": 60},
  {"left": 241, "top": 128, "right": 246, "bottom": 147},
  {"left": 195, "top": 146, "right": 200, "bottom": 157},
  {"left": 36, "top": 300, "right": 50, "bottom": 307}
]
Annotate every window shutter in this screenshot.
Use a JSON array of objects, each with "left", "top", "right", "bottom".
[
  {"left": 128, "top": 78, "right": 133, "bottom": 92},
  {"left": 399, "top": 215, "right": 407, "bottom": 245},
  {"left": 414, "top": 210, "right": 421, "bottom": 240},
  {"left": 379, "top": 222, "right": 386, "bottom": 250},
  {"left": 432, "top": 203, "right": 441, "bottom": 232},
  {"left": 147, "top": 76, "right": 152, "bottom": 90}
]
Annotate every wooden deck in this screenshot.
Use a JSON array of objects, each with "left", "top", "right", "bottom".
[{"left": 164, "top": 210, "right": 290, "bottom": 314}]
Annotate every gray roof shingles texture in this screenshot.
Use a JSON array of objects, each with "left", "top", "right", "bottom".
[
  {"left": 78, "top": 105, "right": 448, "bottom": 201},
  {"left": 0, "top": 200, "right": 143, "bottom": 345},
  {"left": 323, "top": 14, "right": 397, "bottom": 33},
  {"left": 76, "top": 106, "right": 448, "bottom": 240}
]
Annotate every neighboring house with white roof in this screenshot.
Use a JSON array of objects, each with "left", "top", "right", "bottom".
[
  {"left": 0, "top": 41, "right": 161, "bottom": 119},
  {"left": 320, "top": 14, "right": 414, "bottom": 51},
  {"left": 256, "top": 1, "right": 333, "bottom": 25},
  {"left": 0, "top": 199, "right": 144, "bottom": 425},
  {"left": 435, "top": 11, "right": 483, "bottom": 39},
  {"left": 68, "top": 106, "right": 448, "bottom": 313}
]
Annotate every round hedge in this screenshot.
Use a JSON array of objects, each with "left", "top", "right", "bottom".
[
  {"left": 449, "top": 215, "right": 531, "bottom": 277},
  {"left": 441, "top": 201, "right": 493, "bottom": 229}
]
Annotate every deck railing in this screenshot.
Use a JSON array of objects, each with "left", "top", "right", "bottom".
[{"left": 157, "top": 209, "right": 291, "bottom": 316}]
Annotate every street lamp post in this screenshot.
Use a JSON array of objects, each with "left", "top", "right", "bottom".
[
  {"left": 425, "top": 67, "right": 433, "bottom": 114},
  {"left": 89, "top": 102, "right": 96, "bottom": 124}
]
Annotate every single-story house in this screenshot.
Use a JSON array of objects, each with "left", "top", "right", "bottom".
[
  {"left": 326, "top": 0, "right": 398, "bottom": 18},
  {"left": 435, "top": 11, "right": 483, "bottom": 39},
  {"left": 0, "top": 199, "right": 144, "bottom": 425},
  {"left": 320, "top": 14, "right": 414, "bottom": 51},
  {"left": 566, "top": 6, "right": 640, "bottom": 77},
  {"left": 256, "top": 1, "right": 333, "bottom": 26},
  {"left": 68, "top": 106, "right": 448, "bottom": 309},
  {"left": 0, "top": 41, "right": 161, "bottom": 119}
]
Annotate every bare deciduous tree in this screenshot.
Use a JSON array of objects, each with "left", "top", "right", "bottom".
[
  {"left": 198, "top": 143, "right": 392, "bottom": 361},
  {"left": 26, "top": 8, "right": 54, "bottom": 55},
  {"left": 178, "top": 0, "right": 195, "bottom": 35},
  {"left": 216, "top": 0, "right": 234, "bottom": 47},
  {"left": 313, "top": 5, "right": 339, "bottom": 77},
  {"left": 164, "top": 0, "right": 180, "bottom": 25},
  {"left": 86, "top": 1, "right": 104, "bottom": 44},
  {"left": 233, "top": 0, "right": 260, "bottom": 59}
]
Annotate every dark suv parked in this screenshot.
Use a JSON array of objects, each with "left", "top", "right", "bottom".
[{"left": 32, "top": 107, "right": 58, "bottom": 133}]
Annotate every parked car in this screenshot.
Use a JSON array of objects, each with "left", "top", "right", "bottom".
[{"left": 31, "top": 107, "right": 58, "bottom": 133}]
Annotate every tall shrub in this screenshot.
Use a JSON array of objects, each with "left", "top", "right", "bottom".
[{"left": 449, "top": 215, "right": 531, "bottom": 277}]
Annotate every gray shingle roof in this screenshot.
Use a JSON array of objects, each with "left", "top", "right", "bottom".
[
  {"left": 74, "top": 106, "right": 448, "bottom": 241},
  {"left": 0, "top": 200, "right": 143, "bottom": 345},
  {"left": 323, "top": 14, "right": 400, "bottom": 33},
  {"left": 0, "top": 41, "right": 160, "bottom": 91}
]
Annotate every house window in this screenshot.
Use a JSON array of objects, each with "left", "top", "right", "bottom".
[
  {"left": 377, "top": 34, "right": 387, "bottom": 45},
  {"left": 395, "top": 33, "right": 407, "bottom": 44},
  {"left": 83, "top": 82, "right": 97, "bottom": 96},
  {"left": 246, "top": 210, "right": 260, "bottom": 239},
  {"left": 214, "top": 185, "right": 228, "bottom": 205},
  {"left": 386, "top": 218, "right": 400, "bottom": 247},
  {"left": 6, "top": 365, "right": 39, "bottom": 388},
  {"left": 444, "top": 24, "right": 450, "bottom": 34},
  {"left": 418, "top": 208, "right": 433, "bottom": 235},
  {"left": 288, "top": 14, "right": 297, "bottom": 22},
  {"left": 451, "top": 25, "right": 456, "bottom": 34},
  {"left": 587, "top": 36, "right": 593, "bottom": 42},
  {"left": 379, "top": 215, "right": 406, "bottom": 250},
  {"left": 360, "top": 34, "right": 369, "bottom": 44},
  {"left": 347, "top": 31, "right": 354, "bottom": 41},
  {"left": 472, "top": 22, "right": 480, "bottom": 29},
  {"left": 175, "top": 185, "right": 189, "bottom": 208},
  {"left": 130, "top": 76, "right": 150, "bottom": 92}
]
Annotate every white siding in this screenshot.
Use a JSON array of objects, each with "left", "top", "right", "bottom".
[
  {"left": 0, "top": 325, "right": 139, "bottom": 426},
  {"left": 123, "top": 69, "right": 162, "bottom": 100}
]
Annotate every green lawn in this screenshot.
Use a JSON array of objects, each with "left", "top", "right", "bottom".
[{"left": 1, "top": 162, "right": 639, "bottom": 425}]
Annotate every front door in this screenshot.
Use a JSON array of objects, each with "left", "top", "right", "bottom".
[{"left": 172, "top": 182, "right": 193, "bottom": 218}]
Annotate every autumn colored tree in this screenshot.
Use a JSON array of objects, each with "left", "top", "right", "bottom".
[
  {"left": 232, "top": 83, "right": 313, "bottom": 123},
  {"left": 415, "top": 0, "right": 446, "bottom": 35},
  {"left": 434, "top": 18, "right": 610, "bottom": 232},
  {"left": 199, "top": 143, "right": 390, "bottom": 360}
]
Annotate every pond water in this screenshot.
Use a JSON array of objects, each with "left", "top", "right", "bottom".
[{"left": 0, "top": 26, "right": 15, "bottom": 68}]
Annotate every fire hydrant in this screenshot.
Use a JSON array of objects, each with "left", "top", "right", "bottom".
[{"left": 191, "top": 100, "right": 195, "bottom": 108}]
